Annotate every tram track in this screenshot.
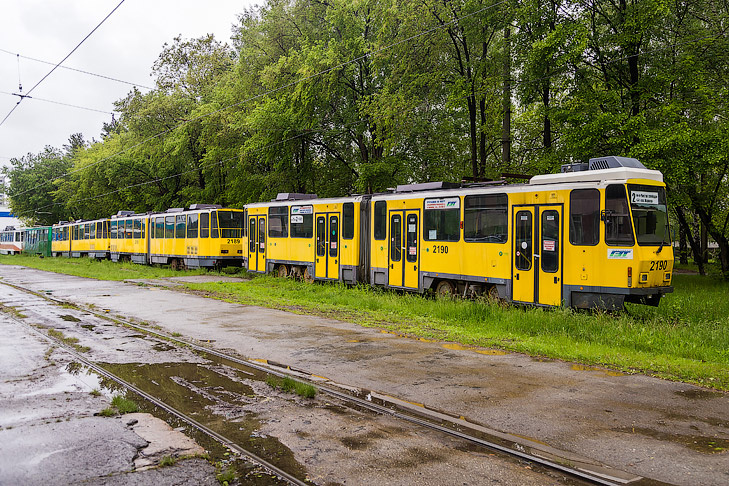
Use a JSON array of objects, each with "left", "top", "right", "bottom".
[{"left": 1, "top": 279, "right": 669, "bottom": 486}]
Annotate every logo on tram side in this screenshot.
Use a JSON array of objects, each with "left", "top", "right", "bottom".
[{"left": 607, "top": 249, "right": 634, "bottom": 260}]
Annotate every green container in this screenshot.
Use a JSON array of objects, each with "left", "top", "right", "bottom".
[{"left": 23, "top": 226, "right": 52, "bottom": 257}]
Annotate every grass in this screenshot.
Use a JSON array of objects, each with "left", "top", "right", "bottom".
[
  {"left": 100, "top": 394, "right": 140, "bottom": 416},
  {"left": 47, "top": 329, "right": 91, "bottom": 353},
  {"left": 187, "top": 273, "right": 729, "bottom": 390},
  {"left": 216, "top": 464, "right": 236, "bottom": 485},
  {"left": 266, "top": 375, "right": 317, "bottom": 398},
  {"left": 2, "top": 254, "right": 728, "bottom": 389}
]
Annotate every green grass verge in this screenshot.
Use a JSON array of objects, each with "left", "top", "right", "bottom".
[
  {"left": 266, "top": 375, "right": 317, "bottom": 398},
  {"left": 2, "top": 254, "right": 727, "bottom": 389}
]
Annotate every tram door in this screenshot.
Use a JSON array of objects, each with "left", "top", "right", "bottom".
[
  {"left": 512, "top": 205, "right": 563, "bottom": 306},
  {"left": 248, "top": 216, "right": 267, "bottom": 272},
  {"left": 388, "top": 210, "right": 419, "bottom": 289},
  {"left": 315, "top": 213, "right": 339, "bottom": 279}
]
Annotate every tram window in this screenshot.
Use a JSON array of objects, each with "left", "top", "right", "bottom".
[
  {"left": 464, "top": 194, "right": 507, "bottom": 243},
  {"left": 187, "top": 214, "right": 199, "bottom": 238},
  {"left": 111, "top": 221, "right": 117, "bottom": 239},
  {"left": 406, "top": 214, "right": 418, "bottom": 263},
  {"left": 569, "top": 189, "right": 600, "bottom": 246},
  {"left": 73, "top": 226, "right": 79, "bottom": 240},
  {"left": 154, "top": 218, "right": 163, "bottom": 239},
  {"left": 541, "top": 210, "right": 559, "bottom": 273},
  {"left": 200, "top": 213, "right": 210, "bottom": 238},
  {"left": 268, "top": 206, "right": 288, "bottom": 238},
  {"left": 126, "top": 220, "right": 133, "bottom": 239},
  {"left": 628, "top": 184, "right": 670, "bottom": 246},
  {"left": 165, "top": 216, "right": 174, "bottom": 238},
  {"left": 176, "top": 215, "right": 186, "bottom": 239},
  {"left": 211, "top": 211, "right": 219, "bottom": 238},
  {"left": 219, "top": 211, "right": 243, "bottom": 238},
  {"left": 374, "top": 201, "right": 387, "bottom": 240},
  {"left": 63, "top": 227, "right": 69, "bottom": 241},
  {"left": 290, "top": 206, "right": 313, "bottom": 238},
  {"left": 390, "top": 214, "right": 402, "bottom": 262},
  {"left": 249, "top": 219, "right": 256, "bottom": 252},
  {"left": 142, "top": 220, "right": 146, "bottom": 239},
  {"left": 316, "top": 216, "right": 327, "bottom": 257},
  {"left": 515, "top": 211, "right": 532, "bottom": 271},
  {"left": 329, "top": 215, "right": 339, "bottom": 257},
  {"left": 133, "top": 219, "right": 142, "bottom": 239},
  {"left": 605, "top": 185, "right": 634, "bottom": 246},
  {"left": 103, "top": 221, "right": 109, "bottom": 239},
  {"left": 96, "top": 222, "right": 103, "bottom": 238},
  {"left": 88, "top": 223, "right": 94, "bottom": 240},
  {"left": 343, "top": 202, "right": 355, "bottom": 239},
  {"left": 424, "top": 197, "right": 460, "bottom": 242}
]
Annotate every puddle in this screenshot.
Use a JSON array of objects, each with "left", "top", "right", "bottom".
[
  {"left": 571, "top": 364, "right": 624, "bottom": 377},
  {"left": 80, "top": 324, "right": 95, "bottom": 331},
  {"left": 442, "top": 343, "right": 508, "bottom": 355},
  {"left": 99, "top": 360, "right": 308, "bottom": 483},
  {"left": 616, "top": 426, "right": 729, "bottom": 454},
  {"left": 674, "top": 389, "right": 725, "bottom": 400},
  {"left": 152, "top": 342, "right": 176, "bottom": 352},
  {"left": 22, "top": 362, "right": 110, "bottom": 397},
  {"left": 59, "top": 315, "right": 81, "bottom": 322}
]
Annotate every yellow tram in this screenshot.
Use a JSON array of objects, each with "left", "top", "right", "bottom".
[
  {"left": 148, "top": 205, "right": 245, "bottom": 268},
  {"left": 245, "top": 194, "right": 369, "bottom": 282},
  {"left": 52, "top": 218, "right": 110, "bottom": 259}
]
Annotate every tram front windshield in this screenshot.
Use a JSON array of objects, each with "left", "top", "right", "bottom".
[
  {"left": 627, "top": 184, "right": 670, "bottom": 246},
  {"left": 218, "top": 211, "right": 244, "bottom": 238}
]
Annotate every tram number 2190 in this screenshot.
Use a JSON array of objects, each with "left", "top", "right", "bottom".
[
  {"left": 432, "top": 245, "right": 449, "bottom": 254},
  {"left": 649, "top": 260, "right": 669, "bottom": 271}
]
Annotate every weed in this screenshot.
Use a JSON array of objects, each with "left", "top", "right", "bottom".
[
  {"left": 216, "top": 464, "right": 236, "bottom": 485},
  {"left": 159, "top": 455, "right": 177, "bottom": 467},
  {"left": 89, "top": 389, "right": 102, "bottom": 397},
  {"left": 111, "top": 395, "right": 140, "bottom": 414},
  {"left": 171, "top": 332, "right": 182, "bottom": 337},
  {"left": 266, "top": 375, "right": 317, "bottom": 398},
  {"left": 99, "top": 407, "right": 116, "bottom": 417}
]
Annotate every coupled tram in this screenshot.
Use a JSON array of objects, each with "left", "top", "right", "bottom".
[
  {"left": 248, "top": 156, "right": 673, "bottom": 309},
  {"left": 37, "top": 155, "right": 672, "bottom": 309}
]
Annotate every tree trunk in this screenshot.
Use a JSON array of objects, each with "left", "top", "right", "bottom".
[{"left": 501, "top": 27, "right": 511, "bottom": 166}]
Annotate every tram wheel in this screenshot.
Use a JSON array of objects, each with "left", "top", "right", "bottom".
[
  {"left": 277, "top": 264, "right": 289, "bottom": 278},
  {"left": 487, "top": 285, "right": 500, "bottom": 301},
  {"left": 435, "top": 280, "right": 455, "bottom": 298},
  {"left": 302, "top": 267, "right": 314, "bottom": 283}
]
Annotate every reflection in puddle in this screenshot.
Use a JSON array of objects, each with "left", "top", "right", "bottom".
[
  {"left": 99, "top": 361, "right": 307, "bottom": 483},
  {"left": 571, "top": 364, "right": 624, "bottom": 377},
  {"left": 21, "top": 362, "right": 111, "bottom": 397},
  {"left": 59, "top": 315, "right": 81, "bottom": 322}
]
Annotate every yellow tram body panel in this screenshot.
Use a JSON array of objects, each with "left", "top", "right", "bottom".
[
  {"left": 53, "top": 219, "right": 110, "bottom": 258},
  {"left": 245, "top": 195, "right": 366, "bottom": 282},
  {"left": 147, "top": 207, "right": 244, "bottom": 268},
  {"left": 110, "top": 214, "right": 150, "bottom": 264}
]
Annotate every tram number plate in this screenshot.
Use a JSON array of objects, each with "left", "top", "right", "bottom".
[
  {"left": 649, "top": 260, "right": 669, "bottom": 271},
  {"left": 227, "top": 238, "right": 241, "bottom": 245},
  {"left": 433, "top": 245, "right": 449, "bottom": 254}
]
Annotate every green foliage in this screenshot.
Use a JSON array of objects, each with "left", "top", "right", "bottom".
[
  {"left": 110, "top": 394, "right": 140, "bottom": 414},
  {"left": 266, "top": 374, "right": 317, "bottom": 398}
]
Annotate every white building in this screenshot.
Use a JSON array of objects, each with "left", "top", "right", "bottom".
[{"left": 0, "top": 175, "right": 22, "bottom": 230}]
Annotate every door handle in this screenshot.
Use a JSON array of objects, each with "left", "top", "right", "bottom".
[
  {"left": 413, "top": 265, "right": 417, "bottom": 271},
  {"left": 390, "top": 264, "right": 394, "bottom": 269},
  {"left": 515, "top": 274, "right": 519, "bottom": 280},
  {"left": 554, "top": 276, "right": 560, "bottom": 284}
]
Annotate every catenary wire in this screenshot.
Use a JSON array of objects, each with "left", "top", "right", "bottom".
[
  {"left": 0, "top": 90, "right": 112, "bottom": 115},
  {"left": 0, "top": 0, "right": 127, "bottom": 129},
  {"left": 0, "top": 47, "right": 154, "bottom": 90}
]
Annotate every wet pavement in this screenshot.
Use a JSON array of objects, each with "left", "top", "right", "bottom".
[{"left": 0, "top": 265, "right": 728, "bottom": 485}]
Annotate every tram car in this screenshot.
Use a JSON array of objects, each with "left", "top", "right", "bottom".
[
  {"left": 24, "top": 226, "right": 53, "bottom": 257},
  {"left": 52, "top": 219, "right": 109, "bottom": 259},
  {"left": 147, "top": 205, "right": 245, "bottom": 268},
  {"left": 110, "top": 212, "right": 149, "bottom": 263},
  {"left": 245, "top": 194, "right": 369, "bottom": 282},
  {"left": 247, "top": 156, "right": 673, "bottom": 309},
  {"left": 0, "top": 226, "right": 23, "bottom": 255}
]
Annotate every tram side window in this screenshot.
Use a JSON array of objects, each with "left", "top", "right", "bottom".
[
  {"left": 126, "top": 220, "right": 133, "bottom": 239},
  {"left": 111, "top": 221, "right": 117, "bottom": 239},
  {"left": 187, "top": 214, "right": 199, "bottom": 238},
  {"left": 133, "top": 219, "right": 142, "bottom": 239},
  {"left": 569, "top": 189, "right": 600, "bottom": 246},
  {"left": 290, "top": 206, "right": 313, "bottom": 238},
  {"left": 200, "top": 213, "right": 209, "bottom": 238},
  {"left": 343, "top": 202, "right": 355, "bottom": 239},
  {"left": 373, "top": 201, "right": 387, "bottom": 240},
  {"left": 154, "top": 217, "right": 163, "bottom": 239},
  {"left": 424, "top": 197, "right": 460, "bottom": 242},
  {"left": 165, "top": 216, "right": 175, "bottom": 238},
  {"left": 464, "top": 194, "right": 508, "bottom": 243},
  {"left": 211, "top": 211, "right": 219, "bottom": 238},
  {"left": 268, "top": 206, "right": 288, "bottom": 238},
  {"left": 605, "top": 185, "right": 634, "bottom": 246},
  {"left": 63, "top": 227, "right": 69, "bottom": 241},
  {"left": 176, "top": 215, "right": 186, "bottom": 239},
  {"left": 96, "top": 222, "right": 103, "bottom": 239}
]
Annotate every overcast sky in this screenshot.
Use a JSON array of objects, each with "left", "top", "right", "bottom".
[{"left": 0, "top": 0, "right": 257, "bottom": 166}]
